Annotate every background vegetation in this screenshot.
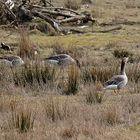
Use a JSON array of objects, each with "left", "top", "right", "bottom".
[{"left": 0, "top": 0, "right": 140, "bottom": 139}]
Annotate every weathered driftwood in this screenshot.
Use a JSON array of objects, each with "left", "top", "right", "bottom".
[
  {"left": 31, "top": 11, "right": 61, "bottom": 32},
  {"left": 59, "top": 14, "right": 94, "bottom": 24},
  {"left": 91, "top": 25, "right": 122, "bottom": 33},
  {"left": 0, "top": 1, "right": 16, "bottom": 20},
  {"left": 0, "top": 0, "right": 95, "bottom": 34},
  {"left": 100, "top": 21, "right": 140, "bottom": 26},
  {"left": 32, "top": 5, "right": 81, "bottom": 15}
]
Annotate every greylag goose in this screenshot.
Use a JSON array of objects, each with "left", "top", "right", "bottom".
[
  {"left": 45, "top": 54, "right": 80, "bottom": 68},
  {"left": 104, "top": 57, "right": 128, "bottom": 92},
  {"left": 0, "top": 55, "right": 24, "bottom": 67}
]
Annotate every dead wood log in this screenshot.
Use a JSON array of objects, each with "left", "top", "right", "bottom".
[
  {"left": 40, "top": 9, "right": 76, "bottom": 18},
  {"left": 92, "top": 25, "right": 122, "bottom": 33},
  {"left": 100, "top": 21, "right": 140, "bottom": 26},
  {"left": 32, "top": 5, "right": 81, "bottom": 15},
  {"left": 59, "top": 14, "right": 95, "bottom": 24},
  {"left": 0, "top": 1, "right": 16, "bottom": 20},
  {"left": 31, "top": 11, "right": 61, "bottom": 32}
]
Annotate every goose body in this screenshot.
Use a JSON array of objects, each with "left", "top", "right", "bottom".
[
  {"left": 104, "top": 57, "right": 128, "bottom": 90},
  {"left": 0, "top": 56, "right": 24, "bottom": 67},
  {"left": 45, "top": 54, "right": 80, "bottom": 68}
]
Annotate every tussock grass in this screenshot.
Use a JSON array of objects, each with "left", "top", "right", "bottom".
[
  {"left": 113, "top": 49, "right": 133, "bottom": 59},
  {"left": 99, "top": 105, "right": 123, "bottom": 126},
  {"left": 8, "top": 102, "right": 36, "bottom": 133},
  {"left": 64, "top": 0, "right": 81, "bottom": 10},
  {"left": 85, "top": 83, "right": 104, "bottom": 104},
  {"left": 43, "top": 96, "right": 71, "bottom": 121},
  {"left": 13, "top": 63, "right": 56, "bottom": 88},
  {"left": 64, "top": 65, "right": 79, "bottom": 95},
  {"left": 18, "top": 28, "right": 37, "bottom": 60},
  {"left": 0, "top": 0, "right": 140, "bottom": 138},
  {"left": 82, "top": 64, "right": 119, "bottom": 84}
]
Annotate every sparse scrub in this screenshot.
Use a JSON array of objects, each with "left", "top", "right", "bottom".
[
  {"left": 85, "top": 83, "right": 104, "bottom": 104},
  {"left": 81, "top": 0, "right": 92, "bottom": 4},
  {"left": 8, "top": 102, "right": 36, "bottom": 133},
  {"left": 113, "top": 49, "right": 133, "bottom": 59},
  {"left": 13, "top": 63, "right": 56, "bottom": 88},
  {"left": 127, "top": 63, "right": 140, "bottom": 83},
  {"left": 64, "top": 65, "right": 79, "bottom": 95},
  {"left": 85, "top": 90, "right": 104, "bottom": 104},
  {"left": 82, "top": 67, "right": 96, "bottom": 84},
  {"left": 43, "top": 96, "right": 71, "bottom": 121},
  {"left": 18, "top": 28, "right": 37, "bottom": 60},
  {"left": 124, "top": 97, "right": 140, "bottom": 114},
  {"left": 64, "top": 0, "right": 81, "bottom": 10},
  {"left": 99, "top": 106, "right": 123, "bottom": 126},
  {"left": 0, "top": 0, "right": 140, "bottom": 139},
  {"left": 60, "top": 125, "right": 79, "bottom": 139},
  {"left": 82, "top": 64, "right": 119, "bottom": 84}
]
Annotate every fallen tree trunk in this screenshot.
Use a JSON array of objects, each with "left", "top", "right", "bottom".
[
  {"left": 59, "top": 15, "right": 95, "bottom": 24},
  {"left": 0, "top": 1, "right": 16, "bottom": 20},
  {"left": 0, "top": 0, "right": 95, "bottom": 35},
  {"left": 31, "top": 11, "right": 61, "bottom": 32},
  {"left": 100, "top": 20, "right": 140, "bottom": 26},
  {"left": 96, "top": 25, "right": 122, "bottom": 33}
]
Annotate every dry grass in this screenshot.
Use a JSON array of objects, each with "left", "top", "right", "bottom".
[
  {"left": 85, "top": 83, "right": 104, "bottom": 104},
  {"left": 64, "top": 0, "right": 81, "bottom": 10},
  {"left": 64, "top": 65, "right": 79, "bottom": 95},
  {"left": 8, "top": 102, "right": 36, "bottom": 133},
  {"left": 0, "top": 0, "right": 140, "bottom": 139},
  {"left": 18, "top": 27, "right": 38, "bottom": 60}
]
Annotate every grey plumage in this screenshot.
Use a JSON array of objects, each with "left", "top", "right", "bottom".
[
  {"left": 104, "top": 57, "right": 128, "bottom": 90},
  {"left": 0, "top": 55, "right": 24, "bottom": 67},
  {"left": 45, "top": 54, "right": 80, "bottom": 68}
]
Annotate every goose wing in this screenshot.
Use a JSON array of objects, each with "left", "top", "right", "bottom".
[
  {"left": 104, "top": 75, "right": 124, "bottom": 87},
  {"left": 0, "top": 56, "right": 19, "bottom": 61},
  {"left": 46, "top": 54, "right": 68, "bottom": 61}
]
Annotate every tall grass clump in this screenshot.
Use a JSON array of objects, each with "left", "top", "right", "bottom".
[
  {"left": 81, "top": 0, "right": 92, "bottom": 4},
  {"left": 8, "top": 102, "right": 36, "bottom": 133},
  {"left": 13, "top": 63, "right": 56, "bottom": 88},
  {"left": 18, "top": 27, "right": 37, "bottom": 60},
  {"left": 43, "top": 96, "right": 71, "bottom": 122},
  {"left": 99, "top": 106, "right": 123, "bottom": 126},
  {"left": 64, "top": 0, "right": 80, "bottom": 10},
  {"left": 64, "top": 65, "right": 79, "bottom": 95},
  {"left": 82, "top": 67, "right": 96, "bottom": 84},
  {"left": 82, "top": 64, "right": 119, "bottom": 84},
  {"left": 113, "top": 49, "right": 133, "bottom": 59},
  {"left": 85, "top": 82, "right": 104, "bottom": 104}
]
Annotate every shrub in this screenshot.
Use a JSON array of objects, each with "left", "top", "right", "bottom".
[
  {"left": 13, "top": 63, "right": 56, "bottom": 88},
  {"left": 113, "top": 49, "right": 133, "bottom": 59},
  {"left": 64, "top": 0, "right": 80, "bottom": 10},
  {"left": 82, "top": 64, "right": 119, "bottom": 84},
  {"left": 64, "top": 65, "right": 79, "bottom": 95},
  {"left": 85, "top": 83, "right": 104, "bottom": 104},
  {"left": 81, "top": 0, "right": 92, "bottom": 4},
  {"left": 43, "top": 96, "right": 71, "bottom": 121},
  {"left": 99, "top": 106, "right": 123, "bottom": 126},
  {"left": 18, "top": 27, "right": 37, "bottom": 60},
  {"left": 8, "top": 102, "right": 36, "bottom": 133}
]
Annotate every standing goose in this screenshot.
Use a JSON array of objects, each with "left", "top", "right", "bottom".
[
  {"left": 0, "top": 55, "right": 24, "bottom": 67},
  {"left": 45, "top": 54, "right": 80, "bottom": 68},
  {"left": 104, "top": 57, "right": 128, "bottom": 92}
]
